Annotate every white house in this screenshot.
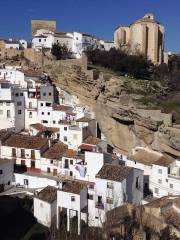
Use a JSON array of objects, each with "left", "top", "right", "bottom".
[
  {"left": 99, "top": 40, "right": 115, "bottom": 51},
  {"left": 4, "top": 39, "right": 20, "bottom": 49},
  {"left": 32, "top": 29, "right": 54, "bottom": 50},
  {"left": 0, "top": 158, "right": 14, "bottom": 192},
  {"left": 57, "top": 180, "right": 88, "bottom": 235},
  {"left": 90, "top": 164, "right": 143, "bottom": 227},
  {"left": 34, "top": 186, "right": 57, "bottom": 227},
  {"left": 150, "top": 157, "right": 180, "bottom": 198},
  {"left": 1, "top": 133, "right": 49, "bottom": 174}
]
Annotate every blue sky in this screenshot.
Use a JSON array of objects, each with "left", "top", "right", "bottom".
[{"left": 0, "top": 0, "right": 179, "bottom": 52}]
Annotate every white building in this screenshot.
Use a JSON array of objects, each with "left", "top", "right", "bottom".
[
  {"left": 150, "top": 157, "right": 180, "bottom": 198},
  {"left": 57, "top": 180, "right": 88, "bottom": 235},
  {"left": 100, "top": 40, "right": 115, "bottom": 51},
  {"left": 0, "top": 158, "right": 14, "bottom": 192},
  {"left": 32, "top": 29, "right": 54, "bottom": 50},
  {"left": 34, "top": 186, "right": 57, "bottom": 227},
  {"left": 4, "top": 39, "right": 20, "bottom": 49},
  {"left": 88, "top": 164, "right": 143, "bottom": 227}
]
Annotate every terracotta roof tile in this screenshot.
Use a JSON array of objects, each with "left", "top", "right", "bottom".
[
  {"left": 96, "top": 164, "right": 133, "bottom": 182},
  {"left": 42, "top": 142, "right": 68, "bottom": 160},
  {"left": 36, "top": 186, "right": 57, "bottom": 203},
  {"left": 3, "top": 134, "right": 48, "bottom": 149},
  {"left": 76, "top": 117, "right": 94, "bottom": 123},
  {"left": 53, "top": 104, "right": 73, "bottom": 112},
  {"left": 61, "top": 180, "right": 87, "bottom": 195},
  {"left": 63, "top": 149, "right": 78, "bottom": 158}
]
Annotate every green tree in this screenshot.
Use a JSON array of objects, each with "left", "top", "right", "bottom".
[{"left": 51, "top": 43, "right": 70, "bottom": 60}]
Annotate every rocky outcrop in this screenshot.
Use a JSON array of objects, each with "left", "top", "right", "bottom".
[{"left": 6, "top": 54, "right": 178, "bottom": 158}]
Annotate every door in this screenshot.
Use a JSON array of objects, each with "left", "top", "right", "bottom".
[
  {"left": 53, "top": 169, "right": 57, "bottom": 176},
  {"left": 31, "top": 161, "right": 35, "bottom": 168}
]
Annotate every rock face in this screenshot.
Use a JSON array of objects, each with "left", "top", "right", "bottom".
[
  {"left": 42, "top": 57, "right": 180, "bottom": 157},
  {"left": 8, "top": 54, "right": 178, "bottom": 158}
]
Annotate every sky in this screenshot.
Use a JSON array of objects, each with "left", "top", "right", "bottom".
[{"left": 0, "top": 0, "right": 179, "bottom": 53}]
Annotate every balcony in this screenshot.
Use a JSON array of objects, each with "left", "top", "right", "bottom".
[{"left": 96, "top": 202, "right": 104, "bottom": 210}]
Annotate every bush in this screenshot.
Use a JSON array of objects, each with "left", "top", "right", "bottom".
[
  {"left": 85, "top": 48, "right": 153, "bottom": 79},
  {"left": 51, "top": 43, "right": 71, "bottom": 60}
]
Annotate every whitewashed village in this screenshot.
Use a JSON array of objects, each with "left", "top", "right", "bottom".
[{"left": 0, "top": 15, "right": 180, "bottom": 240}]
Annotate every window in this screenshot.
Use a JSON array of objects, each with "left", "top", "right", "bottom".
[
  {"left": 47, "top": 168, "right": 51, "bottom": 173},
  {"left": 170, "top": 184, "right": 173, "bottom": 189},
  {"left": 20, "top": 93, "right": 23, "bottom": 96},
  {"left": 47, "top": 112, "right": 50, "bottom": 115},
  {"left": 17, "top": 101, "right": 22, "bottom": 106},
  {"left": 0, "top": 170, "right": 3, "bottom": 174},
  {"left": 15, "top": 93, "right": 19, "bottom": 97},
  {"left": 24, "top": 179, "right": 29, "bottom": 185},
  {"left": 42, "top": 120, "right": 48, "bottom": 123},
  {"left": 53, "top": 120, "right": 56, "bottom": 124},
  {"left": 46, "top": 102, "right": 51, "bottom": 107},
  {"left": 70, "top": 160, "right": 73, "bottom": 165},
  {"left": 158, "top": 179, "right": 162, "bottom": 184},
  {"left": 64, "top": 127, "right": 67, "bottom": 131},
  {"left": 95, "top": 216, "right": 99, "bottom": 219},
  {"left": 7, "top": 110, "right": 10, "bottom": 118},
  {"left": 71, "top": 196, "right": 75, "bottom": 202},
  {"left": 43, "top": 93, "right": 46, "bottom": 96},
  {"left": 106, "top": 198, "right": 113, "bottom": 204},
  {"left": 29, "top": 102, "right": 32, "bottom": 108},
  {"left": 49, "top": 92, "right": 52, "bottom": 96},
  {"left": 107, "top": 182, "right": 113, "bottom": 189},
  {"left": 21, "top": 149, "right": 25, "bottom": 158},
  {"left": 88, "top": 194, "right": 93, "bottom": 200},
  {"left": 136, "top": 177, "right": 140, "bottom": 189},
  {"left": 50, "top": 160, "right": 53, "bottom": 164},
  {"left": 31, "top": 150, "right": 35, "bottom": 159},
  {"left": 18, "top": 110, "right": 22, "bottom": 115},
  {"left": 0, "top": 110, "right": 3, "bottom": 115},
  {"left": 64, "top": 136, "right": 67, "bottom": 142},
  {"left": 40, "top": 103, "right": 43, "bottom": 107},
  {"left": 29, "top": 112, "right": 32, "bottom": 118},
  {"left": 31, "top": 161, "right": 35, "bottom": 168},
  {"left": 12, "top": 148, "right": 16, "bottom": 157},
  {"left": 158, "top": 169, "right": 162, "bottom": 174},
  {"left": 42, "top": 112, "right": 44, "bottom": 115},
  {"left": 155, "top": 188, "right": 159, "bottom": 195},
  {"left": 39, "top": 39, "right": 41, "bottom": 42},
  {"left": 70, "top": 171, "right": 73, "bottom": 176}
]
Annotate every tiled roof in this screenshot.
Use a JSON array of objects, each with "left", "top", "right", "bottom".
[
  {"left": 96, "top": 164, "right": 133, "bottom": 182},
  {"left": 76, "top": 117, "right": 94, "bottom": 123},
  {"left": 78, "top": 144, "right": 94, "bottom": 151},
  {"left": 53, "top": 104, "right": 72, "bottom": 112},
  {"left": 3, "top": 134, "right": 48, "bottom": 149},
  {"left": 30, "top": 123, "right": 59, "bottom": 133},
  {"left": 42, "top": 142, "right": 68, "bottom": 160},
  {"left": 153, "top": 156, "right": 175, "bottom": 167},
  {"left": 36, "top": 186, "right": 57, "bottom": 203},
  {"left": 61, "top": 180, "right": 87, "bottom": 194},
  {"left": 63, "top": 149, "right": 78, "bottom": 158},
  {"left": 23, "top": 70, "right": 42, "bottom": 78}
]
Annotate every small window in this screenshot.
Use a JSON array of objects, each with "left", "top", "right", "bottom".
[
  {"left": 49, "top": 92, "right": 52, "bottom": 96},
  {"left": 64, "top": 136, "right": 67, "bottom": 142},
  {"left": 0, "top": 170, "right": 3, "bottom": 174},
  {"left": 71, "top": 196, "right": 75, "bottom": 202},
  {"left": 136, "top": 177, "right": 140, "bottom": 189},
  {"left": 107, "top": 182, "right": 113, "bottom": 189},
  {"left": 42, "top": 112, "right": 44, "bottom": 115},
  {"left": 15, "top": 93, "right": 19, "bottom": 97},
  {"left": 95, "top": 216, "right": 99, "bottom": 219},
  {"left": 40, "top": 103, "right": 43, "bottom": 107},
  {"left": 158, "top": 179, "right": 162, "bottom": 184},
  {"left": 53, "top": 120, "right": 56, "bottom": 124},
  {"left": 170, "top": 184, "right": 173, "bottom": 189},
  {"left": 48, "top": 112, "right": 50, "bottom": 115},
  {"left": 39, "top": 39, "right": 41, "bottom": 43},
  {"left": 64, "top": 127, "right": 67, "bottom": 131},
  {"left": 70, "top": 171, "right": 73, "bottom": 176},
  {"left": 50, "top": 160, "right": 53, "bottom": 164},
  {"left": 20, "top": 93, "right": 23, "bottom": 96},
  {"left": 17, "top": 101, "right": 22, "bottom": 106},
  {"left": 7, "top": 110, "right": 10, "bottom": 118},
  {"left": 42, "top": 120, "right": 48, "bottom": 123},
  {"left": 158, "top": 169, "right": 162, "bottom": 174},
  {"left": 29, "top": 112, "right": 32, "bottom": 118},
  {"left": 24, "top": 179, "right": 29, "bottom": 185},
  {"left": 46, "top": 103, "right": 51, "bottom": 107},
  {"left": 88, "top": 194, "right": 93, "bottom": 200},
  {"left": 70, "top": 160, "right": 73, "bottom": 165},
  {"left": 43, "top": 93, "right": 46, "bottom": 96},
  {"left": 18, "top": 110, "right": 22, "bottom": 115},
  {"left": 155, "top": 188, "right": 159, "bottom": 195}
]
